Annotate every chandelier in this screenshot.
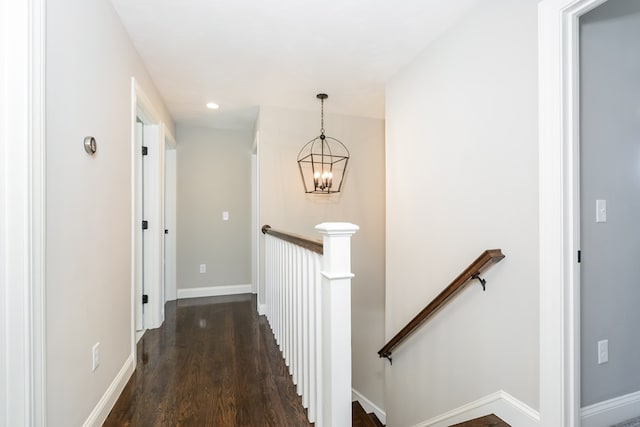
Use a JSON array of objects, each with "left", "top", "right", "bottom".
[{"left": 297, "top": 93, "right": 350, "bottom": 194}]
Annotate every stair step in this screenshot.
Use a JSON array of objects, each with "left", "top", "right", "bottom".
[
  {"left": 450, "top": 414, "right": 510, "bottom": 427},
  {"left": 352, "top": 401, "right": 384, "bottom": 427},
  {"left": 369, "top": 411, "right": 385, "bottom": 427}
]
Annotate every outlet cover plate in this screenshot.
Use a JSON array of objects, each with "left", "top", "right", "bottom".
[{"left": 92, "top": 342, "right": 100, "bottom": 371}]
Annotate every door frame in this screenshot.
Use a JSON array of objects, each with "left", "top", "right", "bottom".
[
  {"left": 163, "top": 128, "right": 177, "bottom": 304},
  {"left": 252, "top": 130, "right": 264, "bottom": 314},
  {"left": 0, "top": 0, "right": 47, "bottom": 424},
  {"left": 130, "top": 78, "right": 166, "bottom": 353},
  {"left": 538, "top": 0, "right": 609, "bottom": 425}
]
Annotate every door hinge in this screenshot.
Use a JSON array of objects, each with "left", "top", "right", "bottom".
[
  {"left": 142, "top": 146, "right": 148, "bottom": 156},
  {"left": 142, "top": 294, "right": 148, "bottom": 304},
  {"left": 577, "top": 250, "right": 581, "bottom": 263},
  {"left": 142, "top": 220, "right": 148, "bottom": 230}
]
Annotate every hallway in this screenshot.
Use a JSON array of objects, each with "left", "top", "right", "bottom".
[{"left": 104, "top": 294, "right": 311, "bottom": 426}]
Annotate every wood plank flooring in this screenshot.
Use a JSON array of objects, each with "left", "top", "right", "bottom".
[
  {"left": 104, "top": 294, "right": 312, "bottom": 426},
  {"left": 451, "top": 414, "right": 510, "bottom": 427}
]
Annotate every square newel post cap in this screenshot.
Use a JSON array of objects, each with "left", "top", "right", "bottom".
[{"left": 315, "top": 222, "right": 359, "bottom": 236}]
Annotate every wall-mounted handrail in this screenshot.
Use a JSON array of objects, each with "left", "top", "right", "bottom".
[
  {"left": 378, "top": 249, "right": 505, "bottom": 364},
  {"left": 262, "top": 224, "right": 323, "bottom": 254}
]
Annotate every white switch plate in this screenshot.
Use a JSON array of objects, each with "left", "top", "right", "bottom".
[
  {"left": 596, "top": 199, "right": 607, "bottom": 223},
  {"left": 92, "top": 342, "right": 100, "bottom": 371},
  {"left": 199, "top": 263, "right": 206, "bottom": 273},
  {"left": 222, "top": 211, "right": 229, "bottom": 221},
  {"left": 598, "top": 339, "right": 608, "bottom": 364}
]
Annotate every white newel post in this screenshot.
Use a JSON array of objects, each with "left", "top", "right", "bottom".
[{"left": 315, "top": 222, "right": 359, "bottom": 427}]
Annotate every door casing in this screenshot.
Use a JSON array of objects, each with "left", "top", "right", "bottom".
[
  {"left": 131, "top": 78, "right": 167, "bottom": 350},
  {"left": 538, "top": 0, "right": 610, "bottom": 425}
]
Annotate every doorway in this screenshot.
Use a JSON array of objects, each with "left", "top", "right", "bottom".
[
  {"left": 579, "top": 1, "right": 640, "bottom": 425},
  {"left": 538, "top": 0, "right": 638, "bottom": 425},
  {"left": 131, "top": 78, "right": 169, "bottom": 351}
]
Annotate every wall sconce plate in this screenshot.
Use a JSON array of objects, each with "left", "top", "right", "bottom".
[{"left": 84, "top": 136, "right": 97, "bottom": 155}]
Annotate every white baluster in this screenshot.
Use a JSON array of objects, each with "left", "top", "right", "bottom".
[
  {"left": 299, "top": 248, "right": 309, "bottom": 409},
  {"left": 292, "top": 245, "right": 299, "bottom": 389},
  {"left": 314, "top": 251, "right": 323, "bottom": 427}
]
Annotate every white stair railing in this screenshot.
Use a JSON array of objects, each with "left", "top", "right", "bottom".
[{"left": 262, "top": 222, "right": 358, "bottom": 427}]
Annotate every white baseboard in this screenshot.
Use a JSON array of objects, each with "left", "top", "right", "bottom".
[
  {"left": 82, "top": 353, "right": 135, "bottom": 427},
  {"left": 414, "top": 390, "right": 540, "bottom": 427},
  {"left": 352, "top": 388, "right": 386, "bottom": 425},
  {"left": 177, "top": 284, "right": 252, "bottom": 299},
  {"left": 582, "top": 390, "right": 640, "bottom": 427},
  {"left": 258, "top": 303, "right": 266, "bottom": 315}
]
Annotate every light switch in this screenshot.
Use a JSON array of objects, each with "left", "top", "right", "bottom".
[
  {"left": 222, "top": 211, "right": 229, "bottom": 221},
  {"left": 598, "top": 339, "right": 608, "bottom": 364},
  {"left": 596, "top": 199, "right": 606, "bottom": 223}
]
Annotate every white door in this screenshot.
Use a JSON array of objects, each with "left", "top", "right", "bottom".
[
  {"left": 135, "top": 120, "right": 145, "bottom": 331},
  {"left": 136, "top": 121, "right": 159, "bottom": 331}
]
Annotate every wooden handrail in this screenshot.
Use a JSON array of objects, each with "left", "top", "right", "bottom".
[
  {"left": 261, "top": 224, "right": 323, "bottom": 255},
  {"left": 378, "top": 249, "right": 505, "bottom": 363}
]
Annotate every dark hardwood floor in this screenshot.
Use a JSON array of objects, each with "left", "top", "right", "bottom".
[
  {"left": 451, "top": 414, "right": 510, "bottom": 427},
  {"left": 104, "top": 294, "right": 312, "bottom": 427}
]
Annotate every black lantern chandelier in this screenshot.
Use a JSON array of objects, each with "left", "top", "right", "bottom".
[{"left": 297, "top": 93, "right": 350, "bottom": 194}]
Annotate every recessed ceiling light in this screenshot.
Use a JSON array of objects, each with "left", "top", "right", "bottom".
[{"left": 206, "top": 102, "right": 219, "bottom": 110}]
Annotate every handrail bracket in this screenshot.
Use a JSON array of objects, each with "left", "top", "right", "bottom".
[
  {"left": 381, "top": 352, "right": 392, "bottom": 365},
  {"left": 471, "top": 274, "right": 487, "bottom": 291}
]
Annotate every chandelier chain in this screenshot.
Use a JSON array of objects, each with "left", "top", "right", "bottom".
[{"left": 320, "top": 97, "right": 325, "bottom": 135}]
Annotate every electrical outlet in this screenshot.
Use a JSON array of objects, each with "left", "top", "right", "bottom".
[
  {"left": 222, "top": 211, "right": 229, "bottom": 221},
  {"left": 199, "top": 263, "right": 206, "bottom": 273},
  {"left": 598, "top": 339, "right": 608, "bottom": 364},
  {"left": 92, "top": 342, "right": 100, "bottom": 371}
]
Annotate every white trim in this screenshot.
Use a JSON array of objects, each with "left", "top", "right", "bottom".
[
  {"left": 177, "top": 284, "right": 253, "bottom": 299},
  {"left": 581, "top": 390, "right": 640, "bottom": 427},
  {"left": 538, "top": 1, "right": 609, "bottom": 426},
  {"left": 163, "top": 134, "right": 177, "bottom": 303},
  {"left": 258, "top": 304, "right": 266, "bottom": 316},
  {"left": 1, "top": 0, "right": 47, "bottom": 424},
  {"left": 163, "top": 123, "right": 177, "bottom": 149},
  {"left": 413, "top": 390, "right": 540, "bottom": 427},
  {"left": 352, "top": 388, "right": 386, "bottom": 425},
  {"left": 253, "top": 130, "right": 261, "bottom": 309},
  {"left": 82, "top": 354, "right": 135, "bottom": 427},
  {"left": 320, "top": 271, "right": 355, "bottom": 280}
]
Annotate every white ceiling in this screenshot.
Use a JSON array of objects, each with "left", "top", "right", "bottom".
[{"left": 110, "top": 0, "right": 481, "bottom": 130}]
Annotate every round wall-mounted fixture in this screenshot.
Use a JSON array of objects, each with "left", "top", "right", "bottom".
[{"left": 84, "top": 136, "right": 97, "bottom": 155}]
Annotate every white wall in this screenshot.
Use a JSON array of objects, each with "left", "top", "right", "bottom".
[
  {"left": 385, "top": 0, "right": 539, "bottom": 425},
  {"left": 176, "top": 126, "right": 252, "bottom": 292},
  {"left": 46, "top": 0, "right": 173, "bottom": 424},
  {"left": 258, "top": 105, "right": 386, "bottom": 414}
]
